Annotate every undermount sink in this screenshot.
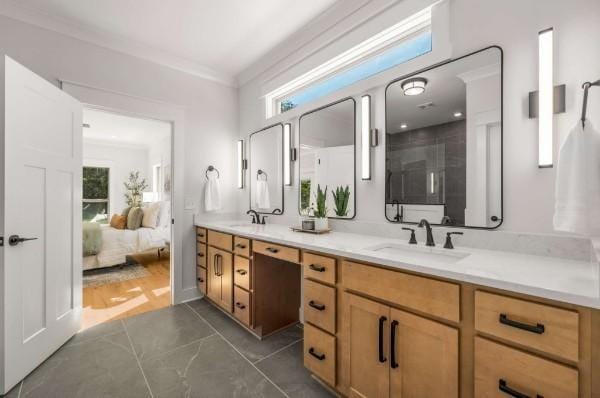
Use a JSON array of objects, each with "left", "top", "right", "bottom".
[
  {"left": 364, "top": 243, "right": 470, "bottom": 264},
  {"left": 227, "top": 223, "right": 258, "bottom": 228}
]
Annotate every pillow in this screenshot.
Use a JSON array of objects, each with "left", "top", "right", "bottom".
[
  {"left": 127, "top": 207, "right": 144, "bottom": 230},
  {"left": 121, "top": 207, "right": 131, "bottom": 217},
  {"left": 109, "top": 214, "right": 127, "bottom": 230},
  {"left": 142, "top": 202, "right": 161, "bottom": 228}
]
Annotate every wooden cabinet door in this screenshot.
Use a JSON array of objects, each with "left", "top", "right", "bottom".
[
  {"left": 218, "top": 251, "right": 233, "bottom": 313},
  {"left": 345, "top": 293, "right": 390, "bottom": 398},
  {"left": 389, "top": 308, "right": 458, "bottom": 398},
  {"left": 207, "top": 246, "right": 221, "bottom": 304}
]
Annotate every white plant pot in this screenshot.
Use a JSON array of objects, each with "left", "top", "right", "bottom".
[{"left": 314, "top": 217, "right": 329, "bottom": 231}]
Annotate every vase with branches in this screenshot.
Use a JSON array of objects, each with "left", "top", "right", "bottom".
[{"left": 124, "top": 171, "right": 148, "bottom": 208}]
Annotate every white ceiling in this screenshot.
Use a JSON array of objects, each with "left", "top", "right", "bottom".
[
  {"left": 3, "top": 0, "right": 338, "bottom": 85},
  {"left": 83, "top": 108, "right": 171, "bottom": 149}
]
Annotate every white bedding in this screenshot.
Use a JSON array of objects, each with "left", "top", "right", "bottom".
[{"left": 83, "top": 224, "right": 170, "bottom": 270}]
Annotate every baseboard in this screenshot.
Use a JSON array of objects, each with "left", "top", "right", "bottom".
[{"left": 175, "top": 286, "right": 202, "bottom": 305}]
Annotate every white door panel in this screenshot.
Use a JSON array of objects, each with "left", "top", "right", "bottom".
[{"left": 2, "top": 56, "right": 82, "bottom": 393}]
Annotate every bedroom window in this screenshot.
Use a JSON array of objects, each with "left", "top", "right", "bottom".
[
  {"left": 83, "top": 166, "right": 110, "bottom": 223},
  {"left": 265, "top": 5, "right": 434, "bottom": 117}
]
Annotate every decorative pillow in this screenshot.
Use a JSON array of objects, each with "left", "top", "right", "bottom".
[
  {"left": 127, "top": 207, "right": 144, "bottom": 230},
  {"left": 110, "top": 214, "right": 127, "bottom": 230},
  {"left": 121, "top": 207, "right": 131, "bottom": 217},
  {"left": 142, "top": 202, "right": 161, "bottom": 229}
]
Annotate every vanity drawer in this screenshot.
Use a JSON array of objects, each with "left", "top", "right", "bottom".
[
  {"left": 196, "top": 243, "right": 207, "bottom": 267},
  {"left": 475, "top": 291, "right": 579, "bottom": 362},
  {"left": 303, "top": 252, "right": 336, "bottom": 285},
  {"left": 304, "top": 324, "right": 336, "bottom": 387},
  {"left": 474, "top": 337, "right": 578, "bottom": 398},
  {"left": 208, "top": 230, "right": 233, "bottom": 251},
  {"left": 233, "top": 236, "right": 250, "bottom": 258},
  {"left": 234, "top": 255, "right": 251, "bottom": 291},
  {"left": 342, "top": 261, "right": 460, "bottom": 322},
  {"left": 253, "top": 240, "right": 300, "bottom": 263},
  {"left": 233, "top": 286, "right": 251, "bottom": 326},
  {"left": 196, "top": 227, "right": 207, "bottom": 243},
  {"left": 304, "top": 280, "right": 336, "bottom": 334},
  {"left": 196, "top": 266, "right": 206, "bottom": 294}
]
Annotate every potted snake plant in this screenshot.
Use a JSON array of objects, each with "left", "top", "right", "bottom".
[
  {"left": 313, "top": 184, "right": 329, "bottom": 230},
  {"left": 332, "top": 185, "right": 351, "bottom": 217}
]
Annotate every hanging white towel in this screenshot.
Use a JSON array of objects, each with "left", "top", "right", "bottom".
[
  {"left": 553, "top": 119, "right": 600, "bottom": 236},
  {"left": 255, "top": 180, "right": 271, "bottom": 210},
  {"left": 204, "top": 173, "right": 221, "bottom": 212}
]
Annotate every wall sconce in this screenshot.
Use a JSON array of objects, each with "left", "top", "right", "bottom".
[
  {"left": 538, "top": 27, "right": 554, "bottom": 168},
  {"left": 236, "top": 139, "right": 246, "bottom": 189},
  {"left": 283, "top": 123, "right": 294, "bottom": 186},
  {"left": 361, "top": 95, "right": 378, "bottom": 180}
]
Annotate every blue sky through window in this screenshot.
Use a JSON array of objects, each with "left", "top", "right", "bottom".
[{"left": 280, "top": 30, "right": 432, "bottom": 113}]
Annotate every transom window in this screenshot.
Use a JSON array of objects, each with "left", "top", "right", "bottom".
[{"left": 265, "top": 6, "right": 434, "bottom": 118}]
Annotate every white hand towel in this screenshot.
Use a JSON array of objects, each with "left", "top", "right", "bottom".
[
  {"left": 204, "top": 174, "right": 221, "bottom": 212},
  {"left": 255, "top": 180, "right": 271, "bottom": 210},
  {"left": 553, "top": 119, "right": 600, "bottom": 236}
]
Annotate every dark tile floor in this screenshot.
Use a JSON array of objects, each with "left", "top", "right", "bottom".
[{"left": 5, "top": 300, "right": 335, "bottom": 398}]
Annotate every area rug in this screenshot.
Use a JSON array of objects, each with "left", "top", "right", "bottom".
[{"left": 83, "top": 263, "right": 151, "bottom": 288}]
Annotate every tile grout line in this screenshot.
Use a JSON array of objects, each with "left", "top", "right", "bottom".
[
  {"left": 185, "top": 302, "right": 292, "bottom": 398},
  {"left": 120, "top": 319, "right": 155, "bottom": 398},
  {"left": 139, "top": 332, "right": 218, "bottom": 364},
  {"left": 254, "top": 337, "right": 304, "bottom": 365}
]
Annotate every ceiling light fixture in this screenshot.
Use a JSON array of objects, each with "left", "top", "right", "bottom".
[
  {"left": 453, "top": 111, "right": 463, "bottom": 118},
  {"left": 401, "top": 77, "right": 427, "bottom": 96},
  {"left": 400, "top": 123, "right": 408, "bottom": 129}
]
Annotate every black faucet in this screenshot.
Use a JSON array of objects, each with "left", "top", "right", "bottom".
[
  {"left": 392, "top": 200, "right": 403, "bottom": 222},
  {"left": 246, "top": 210, "right": 261, "bottom": 224},
  {"left": 418, "top": 219, "right": 435, "bottom": 247},
  {"left": 444, "top": 232, "right": 463, "bottom": 249}
]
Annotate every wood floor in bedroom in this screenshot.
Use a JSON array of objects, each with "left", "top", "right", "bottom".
[{"left": 82, "top": 250, "right": 171, "bottom": 330}]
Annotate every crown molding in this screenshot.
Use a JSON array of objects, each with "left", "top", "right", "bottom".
[
  {"left": 0, "top": 0, "right": 237, "bottom": 87},
  {"left": 235, "top": 0, "right": 399, "bottom": 87}
]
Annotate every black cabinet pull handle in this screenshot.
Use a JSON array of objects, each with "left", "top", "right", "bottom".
[
  {"left": 197, "top": 233, "right": 204, "bottom": 238},
  {"left": 308, "top": 347, "right": 325, "bottom": 361},
  {"left": 390, "top": 320, "right": 399, "bottom": 369},
  {"left": 197, "top": 277, "right": 204, "bottom": 283},
  {"left": 235, "top": 244, "right": 247, "bottom": 249},
  {"left": 378, "top": 316, "right": 387, "bottom": 363},
  {"left": 235, "top": 302, "right": 246, "bottom": 310},
  {"left": 197, "top": 253, "right": 204, "bottom": 258},
  {"left": 498, "top": 379, "right": 543, "bottom": 398},
  {"left": 309, "top": 264, "right": 325, "bottom": 272},
  {"left": 499, "top": 314, "right": 545, "bottom": 334},
  {"left": 265, "top": 247, "right": 279, "bottom": 254},
  {"left": 236, "top": 269, "right": 247, "bottom": 275},
  {"left": 308, "top": 300, "right": 325, "bottom": 311}
]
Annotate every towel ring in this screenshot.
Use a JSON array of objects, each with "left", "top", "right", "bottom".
[
  {"left": 257, "top": 169, "right": 268, "bottom": 181},
  {"left": 206, "top": 165, "right": 220, "bottom": 179}
]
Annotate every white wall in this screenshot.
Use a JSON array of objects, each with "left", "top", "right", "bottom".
[
  {"left": 237, "top": 0, "right": 600, "bottom": 235},
  {"left": 0, "top": 15, "right": 238, "bottom": 300},
  {"left": 83, "top": 141, "right": 149, "bottom": 215}
]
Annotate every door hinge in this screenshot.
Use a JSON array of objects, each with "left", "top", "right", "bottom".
[
  {"left": 171, "top": 218, "right": 174, "bottom": 225},
  {"left": 0, "top": 236, "right": 3, "bottom": 247}
]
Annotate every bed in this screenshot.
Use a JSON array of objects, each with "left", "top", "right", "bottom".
[{"left": 83, "top": 208, "right": 171, "bottom": 271}]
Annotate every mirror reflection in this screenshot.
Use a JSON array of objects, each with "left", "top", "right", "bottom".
[
  {"left": 249, "top": 124, "right": 284, "bottom": 214},
  {"left": 385, "top": 47, "right": 502, "bottom": 228},
  {"left": 299, "top": 98, "right": 356, "bottom": 219}
]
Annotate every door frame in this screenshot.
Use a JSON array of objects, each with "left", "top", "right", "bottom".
[{"left": 61, "top": 79, "right": 191, "bottom": 304}]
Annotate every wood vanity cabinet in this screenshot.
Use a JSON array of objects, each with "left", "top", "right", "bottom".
[
  {"left": 345, "top": 292, "right": 458, "bottom": 398},
  {"left": 207, "top": 246, "right": 233, "bottom": 312}
]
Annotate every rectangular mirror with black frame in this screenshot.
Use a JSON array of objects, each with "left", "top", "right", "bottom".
[
  {"left": 385, "top": 46, "right": 502, "bottom": 228},
  {"left": 299, "top": 98, "right": 356, "bottom": 219},
  {"left": 249, "top": 123, "right": 284, "bottom": 214}
]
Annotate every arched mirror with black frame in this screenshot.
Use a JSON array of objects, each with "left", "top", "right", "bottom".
[
  {"left": 385, "top": 46, "right": 503, "bottom": 229},
  {"left": 298, "top": 97, "right": 356, "bottom": 219},
  {"left": 249, "top": 123, "right": 284, "bottom": 215}
]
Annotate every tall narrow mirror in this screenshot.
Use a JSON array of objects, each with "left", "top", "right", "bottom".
[
  {"left": 385, "top": 47, "right": 502, "bottom": 228},
  {"left": 299, "top": 98, "right": 356, "bottom": 219},
  {"left": 249, "top": 124, "right": 284, "bottom": 214}
]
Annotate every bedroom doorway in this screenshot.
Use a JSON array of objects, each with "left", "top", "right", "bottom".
[{"left": 81, "top": 108, "right": 173, "bottom": 330}]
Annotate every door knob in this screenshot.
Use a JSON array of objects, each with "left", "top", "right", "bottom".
[{"left": 8, "top": 235, "right": 38, "bottom": 246}]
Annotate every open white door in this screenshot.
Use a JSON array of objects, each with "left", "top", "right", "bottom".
[{"left": 1, "top": 56, "right": 82, "bottom": 393}]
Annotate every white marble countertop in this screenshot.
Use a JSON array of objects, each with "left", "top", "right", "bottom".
[{"left": 196, "top": 220, "right": 600, "bottom": 309}]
